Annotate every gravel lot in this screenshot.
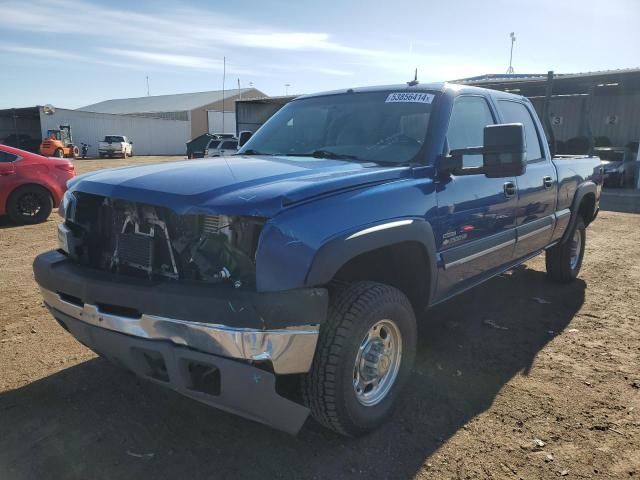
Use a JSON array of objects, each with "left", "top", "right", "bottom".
[{"left": 0, "top": 156, "right": 638, "bottom": 479}]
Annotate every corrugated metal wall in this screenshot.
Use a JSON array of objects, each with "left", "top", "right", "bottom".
[
  {"left": 39, "top": 107, "right": 190, "bottom": 157},
  {"left": 531, "top": 92, "right": 640, "bottom": 147},
  {"left": 206, "top": 111, "right": 236, "bottom": 135},
  {"left": 236, "top": 101, "right": 289, "bottom": 134}
]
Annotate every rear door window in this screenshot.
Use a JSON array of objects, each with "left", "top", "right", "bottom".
[
  {"left": 497, "top": 100, "right": 543, "bottom": 162},
  {"left": 221, "top": 141, "right": 238, "bottom": 149}
]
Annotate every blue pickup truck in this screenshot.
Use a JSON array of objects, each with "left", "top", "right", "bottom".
[{"left": 34, "top": 83, "right": 601, "bottom": 436}]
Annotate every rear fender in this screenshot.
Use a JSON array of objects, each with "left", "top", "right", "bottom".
[{"left": 561, "top": 181, "right": 597, "bottom": 244}]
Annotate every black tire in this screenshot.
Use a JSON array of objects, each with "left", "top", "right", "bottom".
[
  {"left": 546, "top": 217, "right": 586, "bottom": 282},
  {"left": 53, "top": 148, "right": 64, "bottom": 158},
  {"left": 7, "top": 185, "right": 53, "bottom": 224},
  {"left": 302, "top": 281, "right": 417, "bottom": 436}
]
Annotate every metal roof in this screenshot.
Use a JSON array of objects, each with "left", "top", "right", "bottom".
[
  {"left": 78, "top": 88, "right": 264, "bottom": 114},
  {"left": 454, "top": 68, "right": 640, "bottom": 85}
]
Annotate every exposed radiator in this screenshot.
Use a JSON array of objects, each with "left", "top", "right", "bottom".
[{"left": 202, "top": 215, "right": 222, "bottom": 234}]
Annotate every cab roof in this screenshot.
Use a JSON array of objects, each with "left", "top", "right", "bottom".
[{"left": 296, "top": 82, "right": 527, "bottom": 102}]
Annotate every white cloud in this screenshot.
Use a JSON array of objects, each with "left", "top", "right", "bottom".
[
  {"left": 102, "top": 49, "right": 259, "bottom": 75},
  {"left": 2, "top": 0, "right": 380, "bottom": 56}
]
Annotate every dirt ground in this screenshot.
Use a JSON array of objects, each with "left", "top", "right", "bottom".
[{"left": 0, "top": 156, "right": 638, "bottom": 479}]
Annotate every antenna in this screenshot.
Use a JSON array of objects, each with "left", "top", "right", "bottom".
[
  {"left": 407, "top": 68, "right": 419, "bottom": 86},
  {"left": 146, "top": 76, "right": 150, "bottom": 96},
  {"left": 507, "top": 32, "right": 516, "bottom": 74},
  {"left": 222, "top": 56, "right": 226, "bottom": 134}
]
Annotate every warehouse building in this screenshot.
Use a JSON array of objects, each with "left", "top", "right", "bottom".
[
  {"left": 456, "top": 68, "right": 640, "bottom": 160},
  {"left": 1, "top": 87, "right": 266, "bottom": 157},
  {"left": 0, "top": 106, "right": 190, "bottom": 157},
  {"left": 80, "top": 88, "right": 265, "bottom": 139}
]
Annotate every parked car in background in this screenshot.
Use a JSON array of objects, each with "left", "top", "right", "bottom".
[
  {"left": 0, "top": 144, "right": 75, "bottom": 224},
  {"left": 98, "top": 135, "right": 133, "bottom": 158},
  {"left": 205, "top": 138, "right": 238, "bottom": 157},
  {"left": 599, "top": 145, "right": 637, "bottom": 188}
]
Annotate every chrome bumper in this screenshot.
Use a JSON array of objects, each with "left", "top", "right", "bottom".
[{"left": 41, "top": 288, "right": 319, "bottom": 374}]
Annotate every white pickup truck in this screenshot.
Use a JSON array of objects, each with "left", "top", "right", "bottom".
[{"left": 98, "top": 135, "right": 133, "bottom": 158}]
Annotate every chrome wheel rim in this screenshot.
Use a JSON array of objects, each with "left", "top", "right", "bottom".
[
  {"left": 353, "top": 319, "right": 403, "bottom": 406},
  {"left": 569, "top": 228, "right": 582, "bottom": 270}
]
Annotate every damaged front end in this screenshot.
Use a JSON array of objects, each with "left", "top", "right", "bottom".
[{"left": 61, "top": 191, "right": 264, "bottom": 288}]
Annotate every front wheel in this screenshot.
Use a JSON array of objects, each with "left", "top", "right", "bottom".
[
  {"left": 546, "top": 217, "right": 586, "bottom": 282},
  {"left": 302, "top": 281, "right": 417, "bottom": 436},
  {"left": 53, "top": 148, "right": 64, "bottom": 158}
]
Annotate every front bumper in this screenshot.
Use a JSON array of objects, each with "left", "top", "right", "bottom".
[
  {"left": 33, "top": 250, "right": 329, "bottom": 432},
  {"left": 47, "top": 306, "right": 310, "bottom": 433}
]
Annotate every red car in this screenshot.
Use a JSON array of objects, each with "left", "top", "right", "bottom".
[{"left": 0, "top": 144, "right": 75, "bottom": 224}]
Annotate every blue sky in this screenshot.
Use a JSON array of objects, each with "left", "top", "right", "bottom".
[{"left": 1, "top": 0, "right": 638, "bottom": 109}]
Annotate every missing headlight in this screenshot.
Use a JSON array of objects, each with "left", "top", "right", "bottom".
[{"left": 174, "top": 214, "right": 264, "bottom": 286}]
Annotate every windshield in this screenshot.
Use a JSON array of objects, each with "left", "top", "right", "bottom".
[
  {"left": 208, "top": 140, "right": 221, "bottom": 149},
  {"left": 239, "top": 90, "right": 436, "bottom": 164},
  {"left": 105, "top": 136, "right": 124, "bottom": 142}
]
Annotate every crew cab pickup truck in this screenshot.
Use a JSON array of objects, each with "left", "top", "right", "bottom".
[
  {"left": 98, "top": 135, "right": 133, "bottom": 158},
  {"left": 34, "top": 83, "right": 601, "bottom": 436}
]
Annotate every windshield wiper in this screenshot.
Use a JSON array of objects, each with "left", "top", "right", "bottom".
[
  {"left": 239, "top": 149, "right": 269, "bottom": 155},
  {"left": 287, "top": 150, "right": 361, "bottom": 160}
]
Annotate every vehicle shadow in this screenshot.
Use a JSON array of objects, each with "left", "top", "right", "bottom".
[
  {"left": 0, "top": 267, "right": 585, "bottom": 480},
  {"left": 0, "top": 216, "right": 19, "bottom": 229}
]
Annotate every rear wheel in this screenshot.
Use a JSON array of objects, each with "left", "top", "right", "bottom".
[
  {"left": 302, "top": 281, "right": 417, "bottom": 436},
  {"left": 546, "top": 217, "right": 586, "bottom": 282},
  {"left": 7, "top": 185, "right": 53, "bottom": 224},
  {"left": 53, "top": 148, "right": 64, "bottom": 158},
  {"left": 71, "top": 146, "right": 80, "bottom": 158}
]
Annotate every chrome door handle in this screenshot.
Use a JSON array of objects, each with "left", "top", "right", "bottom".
[
  {"left": 543, "top": 176, "right": 553, "bottom": 189},
  {"left": 503, "top": 181, "right": 517, "bottom": 198}
]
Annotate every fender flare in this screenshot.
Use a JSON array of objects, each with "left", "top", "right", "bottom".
[
  {"left": 561, "top": 181, "right": 597, "bottom": 244},
  {"left": 305, "top": 218, "right": 438, "bottom": 306}
]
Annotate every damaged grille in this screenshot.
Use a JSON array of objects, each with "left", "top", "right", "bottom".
[
  {"left": 64, "top": 192, "right": 263, "bottom": 287},
  {"left": 117, "top": 232, "right": 154, "bottom": 273}
]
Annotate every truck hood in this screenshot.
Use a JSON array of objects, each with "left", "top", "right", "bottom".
[{"left": 69, "top": 155, "right": 413, "bottom": 217}]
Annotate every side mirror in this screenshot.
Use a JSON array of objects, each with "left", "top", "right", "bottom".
[
  {"left": 238, "top": 130, "right": 253, "bottom": 147},
  {"left": 483, "top": 123, "right": 526, "bottom": 178}
]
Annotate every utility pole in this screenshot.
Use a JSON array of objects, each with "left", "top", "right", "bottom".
[
  {"left": 506, "top": 32, "right": 516, "bottom": 74},
  {"left": 222, "top": 56, "right": 226, "bottom": 134},
  {"left": 146, "top": 76, "right": 150, "bottom": 96},
  {"left": 285, "top": 83, "right": 291, "bottom": 96}
]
